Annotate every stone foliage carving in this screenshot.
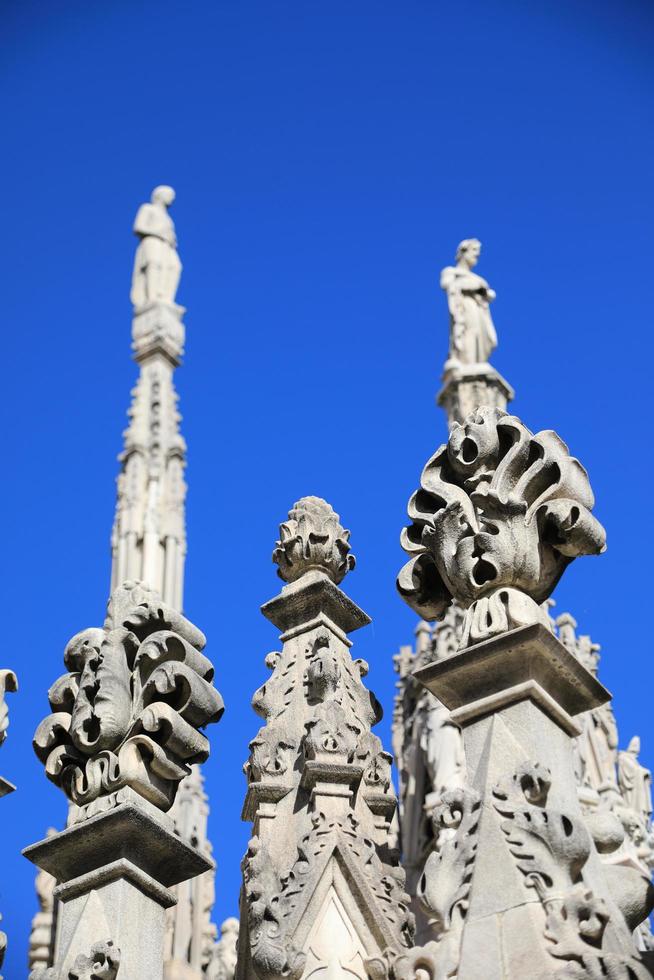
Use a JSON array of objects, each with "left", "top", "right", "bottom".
[
  {"left": 366, "top": 788, "right": 479, "bottom": 979},
  {"left": 30, "top": 941, "right": 120, "bottom": 980},
  {"left": 272, "top": 495, "right": 355, "bottom": 584},
  {"left": 33, "top": 581, "right": 223, "bottom": 814},
  {"left": 441, "top": 238, "right": 497, "bottom": 368},
  {"left": 493, "top": 761, "right": 649, "bottom": 978},
  {"left": 131, "top": 185, "right": 182, "bottom": 309},
  {"left": 398, "top": 407, "right": 606, "bottom": 647}
]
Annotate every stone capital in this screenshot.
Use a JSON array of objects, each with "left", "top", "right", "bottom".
[
  {"left": 414, "top": 623, "right": 610, "bottom": 736},
  {"left": 261, "top": 569, "right": 370, "bottom": 635},
  {"left": 23, "top": 795, "right": 212, "bottom": 891},
  {"left": 132, "top": 301, "right": 185, "bottom": 365},
  {"left": 437, "top": 363, "right": 515, "bottom": 428}
]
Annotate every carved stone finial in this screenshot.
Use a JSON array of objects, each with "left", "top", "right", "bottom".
[
  {"left": 272, "top": 496, "right": 356, "bottom": 584},
  {"left": 398, "top": 407, "right": 606, "bottom": 648},
  {"left": 33, "top": 581, "right": 223, "bottom": 817}
]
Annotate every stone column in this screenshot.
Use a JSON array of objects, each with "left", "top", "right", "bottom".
[
  {"left": 24, "top": 582, "right": 224, "bottom": 980},
  {"left": 390, "top": 407, "right": 653, "bottom": 979},
  {"left": 237, "top": 497, "right": 413, "bottom": 980}
]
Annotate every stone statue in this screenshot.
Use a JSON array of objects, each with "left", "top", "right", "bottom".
[
  {"left": 398, "top": 407, "right": 606, "bottom": 647},
  {"left": 0, "top": 669, "right": 17, "bottom": 749},
  {"left": 131, "top": 185, "right": 182, "bottom": 310},
  {"left": 619, "top": 737, "right": 653, "bottom": 825},
  {"left": 440, "top": 239, "right": 497, "bottom": 368},
  {"left": 206, "top": 918, "right": 238, "bottom": 980}
]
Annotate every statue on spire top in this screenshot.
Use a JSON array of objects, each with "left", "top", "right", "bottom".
[
  {"left": 441, "top": 239, "right": 497, "bottom": 370},
  {"left": 131, "top": 185, "right": 182, "bottom": 310}
]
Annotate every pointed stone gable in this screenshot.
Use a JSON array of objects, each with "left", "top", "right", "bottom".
[{"left": 237, "top": 497, "right": 413, "bottom": 980}]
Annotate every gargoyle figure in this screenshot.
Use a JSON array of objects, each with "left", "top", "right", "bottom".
[
  {"left": 33, "top": 581, "right": 223, "bottom": 813},
  {"left": 398, "top": 407, "right": 606, "bottom": 647}
]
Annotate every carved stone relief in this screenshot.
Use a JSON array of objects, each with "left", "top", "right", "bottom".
[{"left": 493, "top": 761, "right": 650, "bottom": 978}]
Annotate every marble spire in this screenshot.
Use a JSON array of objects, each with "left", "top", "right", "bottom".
[
  {"left": 29, "top": 188, "right": 226, "bottom": 980},
  {"left": 110, "top": 186, "right": 187, "bottom": 606},
  {"left": 391, "top": 241, "right": 654, "bottom": 963}
]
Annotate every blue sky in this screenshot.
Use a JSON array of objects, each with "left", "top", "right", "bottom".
[{"left": 1, "top": 1, "right": 653, "bottom": 975}]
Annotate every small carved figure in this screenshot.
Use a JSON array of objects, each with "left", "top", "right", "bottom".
[
  {"left": 619, "top": 737, "right": 653, "bottom": 825},
  {"left": 131, "top": 185, "right": 182, "bottom": 309},
  {"left": 206, "top": 918, "right": 239, "bottom": 980},
  {"left": 440, "top": 239, "right": 497, "bottom": 368},
  {"left": 0, "top": 669, "right": 17, "bottom": 748}
]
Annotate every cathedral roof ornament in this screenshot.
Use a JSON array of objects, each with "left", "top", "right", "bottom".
[
  {"left": 272, "top": 495, "right": 356, "bottom": 584},
  {"left": 398, "top": 406, "right": 606, "bottom": 648},
  {"left": 33, "top": 581, "right": 223, "bottom": 818}
]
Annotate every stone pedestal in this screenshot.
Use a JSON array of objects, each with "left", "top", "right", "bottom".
[
  {"left": 437, "top": 363, "right": 513, "bottom": 427},
  {"left": 414, "top": 625, "right": 651, "bottom": 979},
  {"left": 24, "top": 793, "right": 212, "bottom": 980}
]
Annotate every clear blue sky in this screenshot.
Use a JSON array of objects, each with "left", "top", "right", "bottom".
[{"left": 1, "top": 2, "right": 653, "bottom": 976}]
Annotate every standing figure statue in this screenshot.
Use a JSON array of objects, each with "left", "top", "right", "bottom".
[
  {"left": 619, "top": 736, "right": 653, "bottom": 825},
  {"left": 131, "top": 185, "right": 182, "bottom": 309},
  {"left": 440, "top": 238, "right": 497, "bottom": 368}
]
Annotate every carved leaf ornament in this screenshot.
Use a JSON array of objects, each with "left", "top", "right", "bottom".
[
  {"left": 493, "top": 762, "right": 649, "bottom": 978},
  {"left": 33, "top": 582, "right": 223, "bottom": 812},
  {"left": 29, "top": 941, "right": 120, "bottom": 980},
  {"left": 273, "top": 496, "right": 355, "bottom": 584},
  {"left": 398, "top": 408, "right": 605, "bottom": 647}
]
